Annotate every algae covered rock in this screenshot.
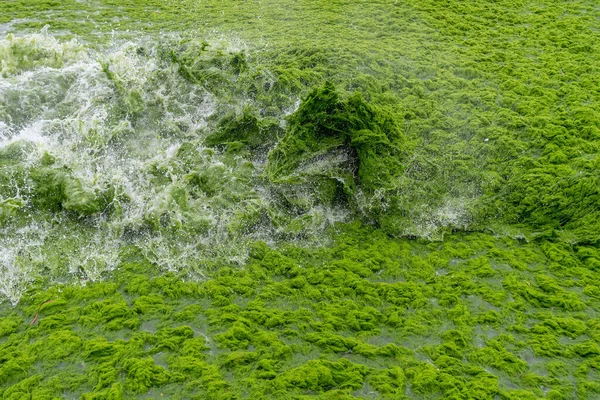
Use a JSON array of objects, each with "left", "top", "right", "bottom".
[{"left": 265, "top": 82, "right": 407, "bottom": 229}]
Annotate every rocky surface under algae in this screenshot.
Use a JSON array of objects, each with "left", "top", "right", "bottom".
[{"left": 1, "top": 0, "right": 599, "bottom": 398}]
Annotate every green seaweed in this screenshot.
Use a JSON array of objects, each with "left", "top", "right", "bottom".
[
  {"left": 204, "top": 107, "right": 283, "bottom": 152},
  {"left": 1, "top": 227, "right": 598, "bottom": 398},
  {"left": 265, "top": 82, "right": 408, "bottom": 230},
  {"left": 1, "top": 0, "right": 600, "bottom": 398}
]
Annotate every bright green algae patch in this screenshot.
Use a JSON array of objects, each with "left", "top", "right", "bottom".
[
  {"left": 1, "top": 0, "right": 600, "bottom": 398},
  {"left": 1, "top": 225, "right": 600, "bottom": 399}
]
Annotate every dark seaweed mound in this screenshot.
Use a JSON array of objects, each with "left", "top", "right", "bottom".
[{"left": 266, "top": 82, "right": 407, "bottom": 232}]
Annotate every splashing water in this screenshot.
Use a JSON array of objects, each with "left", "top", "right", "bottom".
[
  {"left": 0, "top": 33, "right": 354, "bottom": 303},
  {"left": 0, "top": 29, "right": 498, "bottom": 304}
]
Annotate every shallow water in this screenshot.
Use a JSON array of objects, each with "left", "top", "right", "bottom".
[{"left": 1, "top": 0, "right": 600, "bottom": 399}]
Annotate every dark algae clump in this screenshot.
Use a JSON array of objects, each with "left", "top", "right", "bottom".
[
  {"left": 266, "top": 82, "right": 408, "bottom": 233},
  {"left": 1, "top": 0, "right": 600, "bottom": 399}
]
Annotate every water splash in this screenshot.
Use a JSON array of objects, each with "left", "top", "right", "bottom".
[
  {"left": 0, "top": 33, "right": 348, "bottom": 304},
  {"left": 0, "top": 30, "right": 490, "bottom": 304}
]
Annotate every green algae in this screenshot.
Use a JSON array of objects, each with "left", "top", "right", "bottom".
[
  {"left": 1, "top": 0, "right": 600, "bottom": 398},
  {"left": 0, "top": 227, "right": 599, "bottom": 398},
  {"left": 205, "top": 107, "right": 283, "bottom": 154},
  {"left": 0, "top": 33, "right": 83, "bottom": 76},
  {"left": 265, "top": 82, "right": 408, "bottom": 232},
  {"left": 0, "top": 141, "right": 114, "bottom": 219}
]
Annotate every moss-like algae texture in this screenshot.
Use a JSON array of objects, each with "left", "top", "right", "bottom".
[
  {"left": 1, "top": 0, "right": 600, "bottom": 398},
  {"left": 1, "top": 226, "right": 600, "bottom": 398}
]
